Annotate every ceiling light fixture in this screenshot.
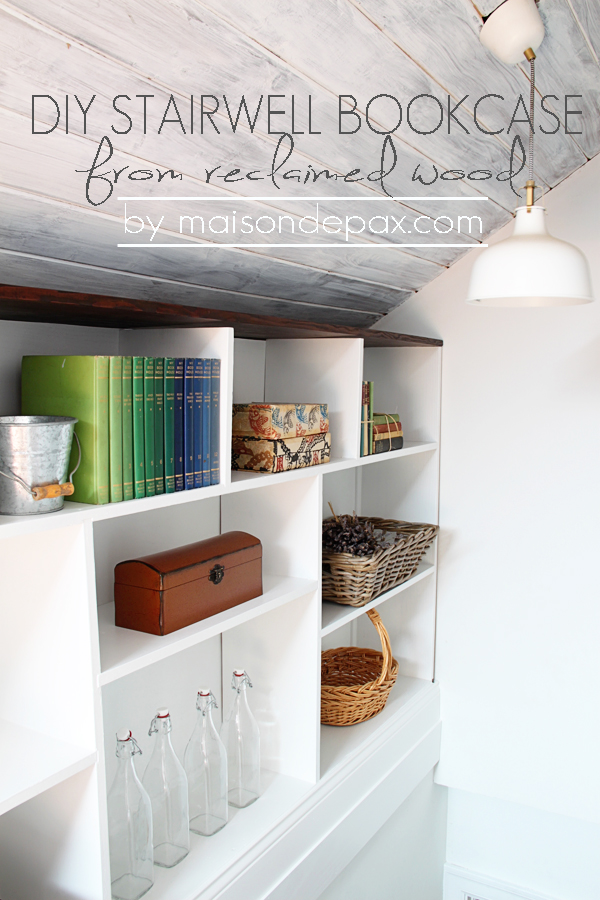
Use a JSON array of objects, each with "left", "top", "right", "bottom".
[{"left": 466, "top": 0, "right": 593, "bottom": 307}]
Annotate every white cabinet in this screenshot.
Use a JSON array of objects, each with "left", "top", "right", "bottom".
[{"left": 0, "top": 321, "right": 441, "bottom": 900}]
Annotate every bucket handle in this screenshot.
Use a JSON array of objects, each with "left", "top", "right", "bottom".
[{"left": 0, "top": 432, "right": 81, "bottom": 501}]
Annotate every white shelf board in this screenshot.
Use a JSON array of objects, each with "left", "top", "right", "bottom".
[
  {"left": 0, "top": 719, "right": 97, "bottom": 816},
  {"left": 149, "top": 770, "right": 311, "bottom": 900},
  {"left": 0, "top": 442, "right": 437, "bottom": 540},
  {"left": 229, "top": 440, "right": 437, "bottom": 492},
  {"left": 321, "top": 561, "right": 436, "bottom": 637},
  {"left": 98, "top": 575, "right": 317, "bottom": 685},
  {"left": 320, "top": 676, "right": 435, "bottom": 779},
  {"left": 0, "top": 482, "right": 224, "bottom": 540}
]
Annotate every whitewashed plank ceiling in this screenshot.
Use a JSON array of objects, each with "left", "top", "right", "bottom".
[{"left": 0, "top": 0, "right": 598, "bottom": 325}]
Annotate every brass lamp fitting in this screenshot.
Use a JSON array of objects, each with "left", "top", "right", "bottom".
[{"left": 525, "top": 179, "right": 536, "bottom": 211}]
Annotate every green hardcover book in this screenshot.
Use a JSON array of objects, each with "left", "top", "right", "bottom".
[
  {"left": 164, "top": 358, "right": 175, "bottom": 493},
  {"left": 122, "top": 357, "right": 134, "bottom": 501},
  {"left": 143, "top": 358, "right": 156, "bottom": 497},
  {"left": 154, "top": 357, "right": 165, "bottom": 495},
  {"left": 109, "top": 357, "right": 123, "bottom": 503},
  {"left": 133, "top": 357, "right": 145, "bottom": 499},
  {"left": 21, "top": 355, "right": 109, "bottom": 505},
  {"left": 373, "top": 413, "right": 400, "bottom": 425}
]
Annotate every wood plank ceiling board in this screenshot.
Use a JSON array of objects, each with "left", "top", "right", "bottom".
[
  {"left": 568, "top": 0, "right": 600, "bottom": 62},
  {"left": 0, "top": 1, "right": 513, "bottom": 233},
  {"left": 0, "top": 111, "right": 460, "bottom": 284},
  {"left": 0, "top": 5, "right": 503, "bottom": 288},
  {"left": 189, "top": 0, "right": 574, "bottom": 196},
  {"left": 0, "top": 251, "right": 381, "bottom": 327},
  {"left": 0, "top": 135, "right": 450, "bottom": 296},
  {"left": 351, "top": 0, "right": 587, "bottom": 186},
  {"left": 0, "top": 0, "right": 598, "bottom": 328},
  {"left": 0, "top": 0, "right": 519, "bottom": 218},
  {"left": 0, "top": 189, "right": 421, "bottom": 313},
  {"left": 515, "top": 0, "right": 600, "bottom": 160}
]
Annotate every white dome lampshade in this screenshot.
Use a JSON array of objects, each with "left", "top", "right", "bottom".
[{"left": 466, "top": 206, "right": 594, "bottom": 307}]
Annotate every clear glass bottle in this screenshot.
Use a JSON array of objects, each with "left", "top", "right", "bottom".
[
  {"left": 221, "top": 670, "right": 260, "bottom": 808},
  {"left": 141, "top": 708, "right": 190, "bottom": 868},
  {"left": 184, "top": 688, "right": 228, "bottom": 835},
  {"left": 107, "top": 729, "right": 154, "bottom": 900}
]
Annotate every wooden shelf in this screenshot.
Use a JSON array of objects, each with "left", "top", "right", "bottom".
[
  {"left": 98, "top": 575, "right": 318, "bottom": 685},
  {"left": 320, "top": 676, "right": 436, "bottom": 779},
  {"left": 0, "top": 719, "right": 97, "bottom": 816},
  {"left": 321, "top": 561, "right": 436, "bottom": 637},
  {"left": 0, "top": 284, "right": 442, "bottom": 348}
]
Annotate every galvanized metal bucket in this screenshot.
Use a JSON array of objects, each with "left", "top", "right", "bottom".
[{"left": 0, "top": 416, "right": 80, "bottom": 515}]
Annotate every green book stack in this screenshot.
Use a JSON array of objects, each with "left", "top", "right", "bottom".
[
  {"left": 122, "top": 357, "right": 134, "bottom": 501},
  {"left": 143, "top": 357, "right": 156, "bottom": 497},
  {"left": 164, "top": 358, "right": 176, "bottom": 494},
  {"left": 154, "top": 358, "right": 165, "bottom": 495},
  {"left": 20, "top": 354, "right": 220, "bottom": 505},
  {"left": 133, "top": 357, "right": 145, "bottom": 499},
  {"left": 109, "top": 357, "right": 123, "bottom": 503},
  {"left": 21, "top": 355, "right": 110, "bottom": 505}
]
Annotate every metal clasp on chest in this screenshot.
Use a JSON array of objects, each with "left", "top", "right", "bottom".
[{"left": 209, "top": 563, "right": 225, "bottom": 585}]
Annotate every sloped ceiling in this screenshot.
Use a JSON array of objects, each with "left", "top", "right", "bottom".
[{"left": 1, "top": 0, "right": 599, "bottom": 326}]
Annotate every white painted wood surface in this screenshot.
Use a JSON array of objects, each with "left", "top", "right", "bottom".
[
  {"left": 0, "top": 719, "right": 97, "bottom": 816},
  {"left": 1, "top": 0, "right": 597, "bottom": 324},
  {"left": 98, "top": 576, "right": 317, "bottom": 684},
  {"left": 0, "top": 321, "right": 441, "bottom": 896}
]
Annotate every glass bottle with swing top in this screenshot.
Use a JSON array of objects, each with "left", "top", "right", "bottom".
[
  {"left": 142, "top": 708, "right": 190, "bottom": 867},
  {"left": 107, "top": 729, "right": 154, "bottom": 900},
  {"left": 221, "top": 669, "right": 260, "bottom": 808},
  {"left": 184, "top": 688, "right": 228, "bottom": 835}
]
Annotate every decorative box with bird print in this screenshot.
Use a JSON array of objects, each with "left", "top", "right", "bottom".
[{"left": 232, "top": 402, "right": 329, "bottom": 440}]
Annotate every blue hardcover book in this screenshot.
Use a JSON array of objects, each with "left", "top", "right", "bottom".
[
  {"left": 174, "top": 358, "right": 184, "bottom": 492},
  {"left": 202, "top": 358, "right": 211, "bottom": 486},
  {"left": 193, "top": 358, "right": 203, "bottom": 489},
  {"left": 210, "top": 358, "right": 220, "bottom": 485},
  {"left": 183, "top": 358, "right": 195, "bottom": 490}
]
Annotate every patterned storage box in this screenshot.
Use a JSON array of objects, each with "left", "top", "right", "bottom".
[
  {"left": 232, "top": 432, "right": 331, "bottom": 473},
  {"left": 232, "top": 403, "right": 329, "bottom": 440}
]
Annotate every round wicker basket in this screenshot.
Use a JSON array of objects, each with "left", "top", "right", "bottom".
[
  {"left": 321, "top": 609, "right": 399, "bottom": 726},
  {"left": 322, "top": 517, "right": 439, "bottom": 608}
]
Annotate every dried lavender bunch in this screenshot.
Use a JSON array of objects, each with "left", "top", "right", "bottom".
[{"left": 322, "top": 511, "right": 379, "bottom": 557}]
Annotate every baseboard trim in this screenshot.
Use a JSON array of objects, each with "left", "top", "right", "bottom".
[{"left": 444, "top": 864, "right": 562, "bottom": 900}]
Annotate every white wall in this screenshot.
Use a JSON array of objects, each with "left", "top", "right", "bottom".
[
  {"left": 445, "top": 788, "right": 600, "bottom": 900},
  {"left": 318, "top": 771, "right": 447, "bottom": 900},
  {"left": 377, "top": 154, "right": 600, "bottom": 894}
]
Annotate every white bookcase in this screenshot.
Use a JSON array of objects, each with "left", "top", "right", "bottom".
[{"left": 0, "top": 321, "right": 441, "bottom": 900}]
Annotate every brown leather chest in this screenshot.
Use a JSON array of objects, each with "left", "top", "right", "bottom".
[{"left": 114, "top": 532, "right": 262, "bottom": 635}]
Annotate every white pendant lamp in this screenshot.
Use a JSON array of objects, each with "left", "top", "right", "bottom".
[{"left": 466, "top": 0, "right": 593, "bottom": 306}]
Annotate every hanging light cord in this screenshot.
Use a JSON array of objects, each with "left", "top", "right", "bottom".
[
  {"left": 528, "top": 56, "right": 535, "bottom": 183},
  {"left": 523, "top": 47, "right": 536, "bottom": 209}
]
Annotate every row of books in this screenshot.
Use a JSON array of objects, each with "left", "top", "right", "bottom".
[
  {"left": 21, "top": 356, "right": 220, "bottom": 505},
  {"left": 360, "top": 381, "right": 404, "bottom": 456}
]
